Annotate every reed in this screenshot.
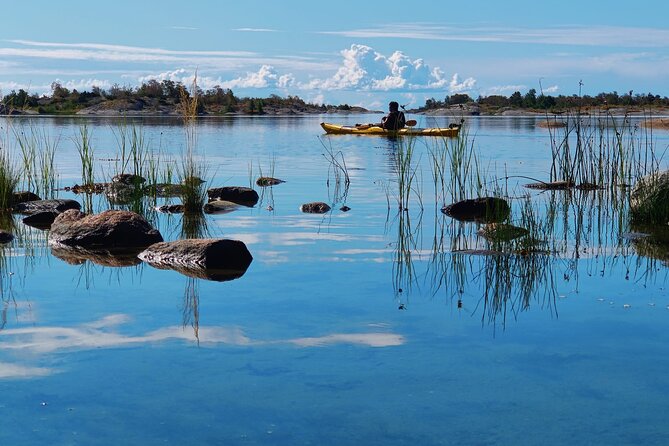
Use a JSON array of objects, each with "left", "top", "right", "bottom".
[
  {"left": 14, "top": 124, "right": 60, "bottom": 198},
  {"left": 74, "top": 124, "right": 95, "bottom": 187},
  {"left": 0, "top": 150, "right": 19, "bottom": 211}
]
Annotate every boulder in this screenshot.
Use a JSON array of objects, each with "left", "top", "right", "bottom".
[
  {"left": 13, "top": 199, "right": 81, "bottom": 215},
  {"left": 49, "top": 209, "right": 163, "bottom": 249},
  {"left": 441, "top": 197, "right": 510, "bottom": 223},
  {"left": 22, "top": 211, "right": 59, "bottom": 230},
  {"left": 207, "top": 186, "right": 259, "bottom": 207},
  {"left": 300, "top": 202, "right": 331, "bottom": 213},
  {"left": 631, "top": 171, "right": 669, "bottom": 224},
  {"left": 0, "top": 230, "right": 14, "bottom": 244},
  {"left": 203, "top": 200, "right": 239, "bottom": 214},
  {"left": 139, "top": 238, "right": 253, "bottom": 282}
]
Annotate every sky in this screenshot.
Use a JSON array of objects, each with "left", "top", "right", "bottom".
[{"left": 1, "top": 0, "right": 668, "bottom": 109}]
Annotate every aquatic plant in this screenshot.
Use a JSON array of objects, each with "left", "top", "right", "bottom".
[
  {"left": 0, "top": 150, "right": 19, "bottom": 211},
  {"left": 74, "top": 124, "right": 95, "bottom": 188},
  {"left": 14, "top": 123, "right": 60, "bottom": 199}
]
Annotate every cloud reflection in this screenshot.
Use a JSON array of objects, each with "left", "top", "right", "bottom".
[{"left": 0, "top": 315, "right": 405, "bottom": 379}]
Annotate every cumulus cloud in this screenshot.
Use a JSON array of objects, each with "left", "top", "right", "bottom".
[
  {"left": 301, "top": 44, "right": 469, "bottom": 92},
  {"left": 220, "top": 65, "right": 295, "bottom": 89},
  {"left": 448, "top": 73, "right": 477, "bottom": 93}
]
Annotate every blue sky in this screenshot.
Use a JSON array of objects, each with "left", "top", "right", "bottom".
[{"left": 1, "top": 0, "right": 668, "bottom": 109}]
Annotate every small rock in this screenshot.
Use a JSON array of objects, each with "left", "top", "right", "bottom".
[
  {"left": 155, "top": 204, "right": 185, "bottom": 214},
  {"left": 203, "top": 200, "right": 240, "bottom": 214},
  {"left": 207, "top": 186, "right": 259, "bottom": 207},
  {"left": 13, "top": 199, "right": 81, "bottom": 215},
  {"left": 112, "top": 173, "right": 146, "bottom": 185},
  {"left": 300, "top": 202, "right": 331, "bottom": 213},
  {"left": 256, "top": 177, "right": 285, "bottom": 187},
  {"left": 340, "top": 205, "right": 351, "bottom": 212},
  {"left": 441, "top": 197, "right": 510, "bottom": 223}
]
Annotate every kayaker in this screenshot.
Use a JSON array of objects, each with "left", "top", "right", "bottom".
[{"left": 357, "top": 101, "right": 406, "bottom": 130}]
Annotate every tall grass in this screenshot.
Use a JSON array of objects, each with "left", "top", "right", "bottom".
[
  {"left": 14, "top": 124, "right": 60, "bottom": 198},
  {"left": 0, "top": 151, "right": 19, "bottom": 211},
  {"left": 74, "top": 124, "right": 95, "bottom": 187}
]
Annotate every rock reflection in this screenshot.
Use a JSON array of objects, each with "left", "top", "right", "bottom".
[{"left": 50, "top": 244, "right": 143, "bottom": 267}]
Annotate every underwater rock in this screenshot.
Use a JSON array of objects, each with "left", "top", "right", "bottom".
[
  {"left": 478, "top": 223, "right": 529, "bottom": 241},
  {"left": 524, "top": 180, "right": 575, "bottom": 190},
  {"left": 49, "top": 209, "right": 163, "bottom": 249},
  {"left": 207, "top": 186, "right": 259, "bottom": 207},
  {"left": 139, "top": 238, "right": 253, "bottom": 282},
  {"left": 441, "top": 197, "right": 510, "bottom": 223},
  {"left": 0, "top": 230, "right": 14, "bottom": 244},
  {"left": 300, "top": 202, "right": 331, "bottom": 213},
  {"left": 13, "top": 198, "right": 81, "bottom": 215},
  {"left": 104, "top": 182, "right": 143, "bottom": 205},
  {"left": 631, "top": 170, "right": 669, "bottom": 224},
  {"left": 256, "top": 177, "right": 285, "bottom": 187},
  {"left": 203, "top": 200, "right": 240, "bottom": 214},
  {"left": 628, "top": 223, "right": 669, "bottom": 264},
  {"left": 155, "top": 204, "right": 185, "bottom": 214},
  {"left": 112, "top": 173, "right": 146, "bottom": 185},
  {"left": 144, "top": 183, "right": 185, "bottom": 198}
]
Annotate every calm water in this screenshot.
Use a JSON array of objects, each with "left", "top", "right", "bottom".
[{"left": 1, "top": 115, "right": 669, "bottom": 445}]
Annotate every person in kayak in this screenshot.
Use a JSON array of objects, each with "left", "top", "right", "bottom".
[{"left": 357, "top": 101, "right": 406, "bottom": 130}]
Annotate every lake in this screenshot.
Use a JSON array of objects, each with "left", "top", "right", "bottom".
[{"left": 1, "top": 114, "right": 669, "bottom": 445}]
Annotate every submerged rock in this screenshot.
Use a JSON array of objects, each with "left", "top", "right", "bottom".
[
  {"left": 13, "top": 199, "right": 81, "bottom": 215},
  {"left": 441, "top": 197, "right": 510, "bottom": 223},
  {"left": 631, "top": 170, "right": 669, "bottom": 224},
  {"left": 256, "top": 177, "right": 285, "bottom": 187},
  {"left": 300, "top": 202, "right": 331, "bottom": 214},
  {"left": 104, "top": 182, "right": 143, "bottom": 204},
  {"left": 524, "top": 180, "right": 574, "bottom": 190},
  {"left": 49, "top": 209, "right": 163, "bottom": 249},
  {"left": 112, "top": 173, "right": 146, "bottom": 185},
  {"left": 139, "top": 238, "right": 253, "bottom": 282},
  {"left": 203, "top": 200, "right": 240, "bottom": 214},
  {"left": 155, "top": 204, "right": 185, "bottom": 214},
  {"left": 144, "top": 183, "right": 185, "bottom": 198},
  {"left": 207, "top": 186, "right": 259, "bottom": 207},
  {"left": 478, "top": 223, "right": 529, "bottom": 242}
]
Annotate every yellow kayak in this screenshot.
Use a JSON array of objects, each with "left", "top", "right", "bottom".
[{"left": 320, "top": 122, "right": 460, "bottom": 137}]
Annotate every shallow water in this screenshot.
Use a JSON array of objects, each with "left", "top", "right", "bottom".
[{"left": 1, "top": 115, "right": 669, "bottom": 445}]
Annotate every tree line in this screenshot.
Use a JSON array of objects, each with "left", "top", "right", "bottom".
[
  {"left": 0, "top": 80, "right": 356, "bottom": 114},
  {"left": 418, "top": 89, "right": 669, "bottom": 112}
]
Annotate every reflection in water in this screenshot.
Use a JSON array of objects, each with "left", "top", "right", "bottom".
[
  {"left": 182, "top": 277, "right": 200, "bottom": 341},
  {"left": 0, "top": 313, "right": 404, "bottom": 379}
]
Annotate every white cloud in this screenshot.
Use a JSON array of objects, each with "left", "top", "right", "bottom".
[
  {"left": 233, "top": 28, "right": 278, "bottom": 33},
  {"left": 449, "top": 73, "right": 477, "bottom": 93},
  {"left": 300, "top": 44, "right": 463, "bottom": 92},
  {"left": 542, "top": 85, "right": 559, "bottom": 94},
  {"left": 484, "top": 84, "right": 528, "bottom": 95},
  {"left": 323, "top": 24, "right": 669, "bottom": 48},
  {"left": 220, "top": 65, "right": 294, "bottom": 89}
]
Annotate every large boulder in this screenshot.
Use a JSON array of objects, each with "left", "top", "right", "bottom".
[
  {"left": 207, "top": 186, "right": 259, "bottom": 207},
  {"left": 139, "top": 238, "right": 253, "bottom": 282},
  {"left": 631, "top": 171, "right": 669, "bottom": 224},
  {"left": 441, "top": 197, "right": 510, "bottom": 223},
  {"left": 49, "top": 209, "right": 163, "bottom": 249},
  {"left": 13, "top": 199, "right": 81, "bottom": 215}
]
